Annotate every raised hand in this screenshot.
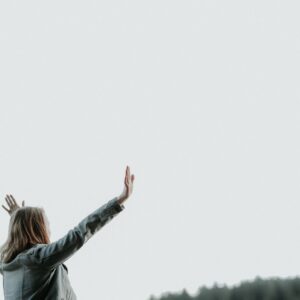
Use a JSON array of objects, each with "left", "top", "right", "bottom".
[
  {"left": 1, "top": 194, "right": 25, "bottom": 216},
  {"left": 118, "top": 166, "right": 135, "bottom": 205}
]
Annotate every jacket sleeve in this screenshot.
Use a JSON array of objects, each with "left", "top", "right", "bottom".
[{"left": 28, "top": 196, "right": 125, "bottom": 270}]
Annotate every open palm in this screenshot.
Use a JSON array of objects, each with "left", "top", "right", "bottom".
[
  {"left": 119, "top": 166, "right": 135, "bottom": 204},
  {"left": 1, "top": 194, "right": 25, "bottom": 216}
]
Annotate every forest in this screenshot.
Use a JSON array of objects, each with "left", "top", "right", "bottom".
[{"left": 147, "top": 277, "right": 300, "bottom": 300}]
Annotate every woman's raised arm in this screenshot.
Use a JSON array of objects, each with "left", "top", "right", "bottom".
[{"left": 27, "top": 166, "right": 135, "bottom": 270}]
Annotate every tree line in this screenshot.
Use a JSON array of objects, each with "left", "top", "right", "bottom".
[{"left": 147, "top": 276, "right": 300, "bottom": 300}]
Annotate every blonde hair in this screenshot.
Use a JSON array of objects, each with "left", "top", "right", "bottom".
[{"left": 0, "top": 206, "right": 50, "bottom": 263}]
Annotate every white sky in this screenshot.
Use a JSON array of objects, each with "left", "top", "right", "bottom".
[{"left": 0, "top": 1, "right": 300, "bottom": 299}]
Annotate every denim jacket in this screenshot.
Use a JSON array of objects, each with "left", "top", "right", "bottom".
[{"left": 0, "top": 197, "right": 125, "bottom": 300}]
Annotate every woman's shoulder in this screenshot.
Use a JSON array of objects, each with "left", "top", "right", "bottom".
[{"left": 17, "top": 244, "right": 48, "bottom": 262}]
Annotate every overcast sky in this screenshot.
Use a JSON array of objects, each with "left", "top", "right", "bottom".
[{"left": 0, "top": 1, "right": 300, "bottom": 300}]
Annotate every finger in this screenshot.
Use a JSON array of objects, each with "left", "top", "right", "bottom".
[
  {"left": 22, "top": 200, "right": 25, "bottom": 207},
  {"left": 2, "top": 205, "right": 10, "bottom": 213},
  {"left": 127, "top": 166, "right": 131, "bottom": 179},
  {"left": 9, "top": 194, "right": 17, "bottom": 206},
  {"left": 5, "top": 195, "right": 13, "bottom": 207},
  {"left": 7, "top": 195, "right": 16, "bottom": 207}
]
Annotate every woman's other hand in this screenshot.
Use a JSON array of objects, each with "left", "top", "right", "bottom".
[
  {"left": 118, "top": 166, "right": 135, "bottom": 205},
  {"left": 1, "top": 194, "right": 25, "bottom": 216}
]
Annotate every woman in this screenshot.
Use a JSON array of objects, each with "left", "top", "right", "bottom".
[{"left": 0, "top": 166, "right": 135, "bottom": 300}]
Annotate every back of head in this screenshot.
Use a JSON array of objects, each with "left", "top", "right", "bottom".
[{"left": 0, "top": 206, "right": 51, "bottom": 263}]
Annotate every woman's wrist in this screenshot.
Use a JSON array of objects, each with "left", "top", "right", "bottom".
[{"left": 117, "top": 195, "right": 127, "bottom": 205}]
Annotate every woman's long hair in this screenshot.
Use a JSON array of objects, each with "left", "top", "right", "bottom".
[{"left": 0, "top": 206, "right": 50, "bottom": 263}]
